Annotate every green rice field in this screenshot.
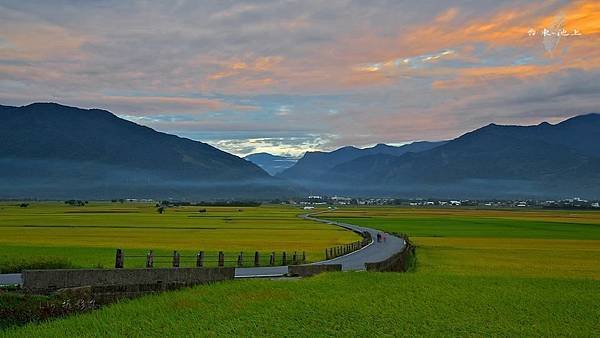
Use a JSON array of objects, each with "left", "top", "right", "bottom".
[{"left": 2, "top": 206, "right": 599, "bottom": 336}]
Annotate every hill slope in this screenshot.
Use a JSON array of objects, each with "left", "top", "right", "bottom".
[{"left": 0, "top": 103, "right": 290, "bottom": 199}]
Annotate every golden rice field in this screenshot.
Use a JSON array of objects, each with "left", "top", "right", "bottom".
[{"left": 0, "top": 202, "right": 359, "bottom": 271}]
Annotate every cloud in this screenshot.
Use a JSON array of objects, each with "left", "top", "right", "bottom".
[{"left": 0, "top": 0, "right": 598, "bottom": 156}]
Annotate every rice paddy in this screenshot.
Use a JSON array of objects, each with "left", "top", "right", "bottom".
[
  {"left": 2, "top": 206, "right": 599, "bottom": 336},
  {"left": 0, "top": 202, "right": 359, "bottom": 272}
]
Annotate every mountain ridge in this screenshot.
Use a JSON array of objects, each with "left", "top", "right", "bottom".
[
  {"left": 315, "top": 113, "right": 600, "bottom": 198},
  {"left": 0, "top": 102, "right": 294, "bottom": 199}
]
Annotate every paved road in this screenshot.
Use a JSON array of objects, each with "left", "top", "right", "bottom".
[
  {"left": 302, "top": 212, "right": 405, "bottom": 271},
  {"left": 0, "top": 211, "right": 405, "bottom": 282},
  {"left": 234, "top": 211, "right": 405, "bottom": 276},
  {"left": 0, "top": 273, "right": 22, "bottom": 285}
]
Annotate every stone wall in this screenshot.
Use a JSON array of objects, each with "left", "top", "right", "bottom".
[
  {"left": 22, "top": 267, "right": 235, "bottom": 295},
  {"left": 365, "top": 239, "right": 415, "bottom": 272},
  {"left": 288, "top": 264, "right": 342, "bottom": 277}
]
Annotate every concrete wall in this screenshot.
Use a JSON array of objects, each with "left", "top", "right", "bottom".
[
  {"left": 365, "top": 240, "right": 415, "bottom": 272},
  {"left": 23, "top": 267, "right": 235, "bottom": 295},
  {"left": 288, "top": 264, "right": 342, "bottom": 277}
]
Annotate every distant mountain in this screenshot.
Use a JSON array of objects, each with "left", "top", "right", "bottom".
[
  {"left": 277, "top": 141, "right": 446, "bottom": 180},
  {"left": 244, "top": 153, "right": 297, "bottom": 176},
  {"left": 0, "top": 103, "right": 294, "bottom": 199},
  {"left": 315, "top": 114, "right": 600, "bottom": 198}
]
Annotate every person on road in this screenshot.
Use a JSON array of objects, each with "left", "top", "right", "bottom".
[
  {"left": 383, "top": 234, "right": 387, "bottom": 242},
  {"left": 377, "top": 233, "right": 382, "bottom": 242}
]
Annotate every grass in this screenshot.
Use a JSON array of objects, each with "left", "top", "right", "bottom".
[
  {"left": 318, "top": 207, "right": 600, "bottom": 239},
  {"left": 3, "top": 207, "right": 600, "bottom": 336},
  {"left": 2, "top": 273, "right": 598, "bottom": 337},
  {"left": 0, "top": 202, "right": 359, "bottom": 271}
]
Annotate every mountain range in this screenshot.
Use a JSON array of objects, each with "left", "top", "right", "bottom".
[
  {"left": 283, "top": 114, "right": 600, "bottom": 198},
  {"left": 1, "top": 102, "right": 599, "bottom": 199},
  {"left": 0, "top": 103, "right": 292, "bottom": 199},
  {"left": 244, "top": 153, "right": 297, "bottom": 175},
  {"left": 277, "top": 141, "right": 446, "bottom": 180}
]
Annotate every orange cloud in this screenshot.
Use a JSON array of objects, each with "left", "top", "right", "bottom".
[
  {"left": 207, "top": 56, "right": 283, "bottom": 81},
  {"left": 345, "top": 0, "right": 600, "bottom": 89},
  {"left": 0, "top": 23, "right": 88, "bottom": 62}
]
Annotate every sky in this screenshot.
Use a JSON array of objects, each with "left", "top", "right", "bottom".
[{"left": 0, "top": 0, "right": 599, "bottom": 157}]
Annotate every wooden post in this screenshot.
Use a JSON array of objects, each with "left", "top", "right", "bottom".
[
  {"left": 196, "top": 251, "right": 204, "bottom": 267},
  {"left": 115, "top": 248, "right": 124, "bottom": 269},
  {"left": 146, "top": 250, "right": 154, "bottom": 268},
  {"left": 172, "top": 250, "right": 180, "bottom": 267},
  {"left": 237, "top": 252, "right": 243, "bottom": 267},
  {"left": 302, "top": 251, "right": 306, "bottom": 263},
  {"left": 218, "top": 251, "right": 224, "bottom": 267},
  {"left": 270, "top": 252, "right": 275, "bottom": 266},
  {"left": 282, "top": 252, "right": 287, "bottom": 265},
  {"left": 254, "top": 251, "right": 260, "bottom": 267},
  {"left": 293, "top": 251, "right": 297, "bottom": 265},
  {"left": 325, "top": 248, "right": 329, "bottom": 260}
]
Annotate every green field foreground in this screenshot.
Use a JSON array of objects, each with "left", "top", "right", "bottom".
[
  {"left": 3, "top": 207, "right": 600, "bottom": 336},
  {"left": 0, "top": 203, "right": 358, "bottom": 271}
]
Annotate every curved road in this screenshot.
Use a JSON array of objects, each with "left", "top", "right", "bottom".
[
  {"left": 0, "top": 210, "right": 406, "bottom": 284},
  {"left": 235, "top": 211, "right": 405, "bottom": 277}
]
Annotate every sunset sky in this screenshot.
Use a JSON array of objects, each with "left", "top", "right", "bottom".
[{"left": 1, "top": 0, "right": 599, "bottom": 156}]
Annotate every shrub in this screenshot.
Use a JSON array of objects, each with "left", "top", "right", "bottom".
[{"left": 0, "top": 257, "right": 77, "bottom": 274}]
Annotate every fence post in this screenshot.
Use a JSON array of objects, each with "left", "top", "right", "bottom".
[
  {"left": 218, "top": 251, "right": 224, "bottom": 267},
  {"left": 270, "top": 252, "right": 275, "bottom": 266},
  {"left": 237, "top": 252, "right": 243, "bottom": 267},
  {"left": 146, "top": 250, "right": 154, "bottom": 268},
  {"left": 172, "top": 250, "right": 180, "bottom": 268},
  {"left": 254, "top": 251, "right": 260, "bottom": 267},
  {"left": 196, "top": 251, "right": 204, "bottom": 267},
  {"left": 325, "top": 248, "right": 329, "bottom": 260},
  {"left": 293, "top": 251, "right": 298, "bottom": 265},
  {"left": 302, "top": 251, "right": 306, "bottom": 263},
  {"left": 282, "top": 252, "right": 287, "bottom": 265},
  {"left": 115, "top": 248, "right": 124, "bottom": 268}
]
